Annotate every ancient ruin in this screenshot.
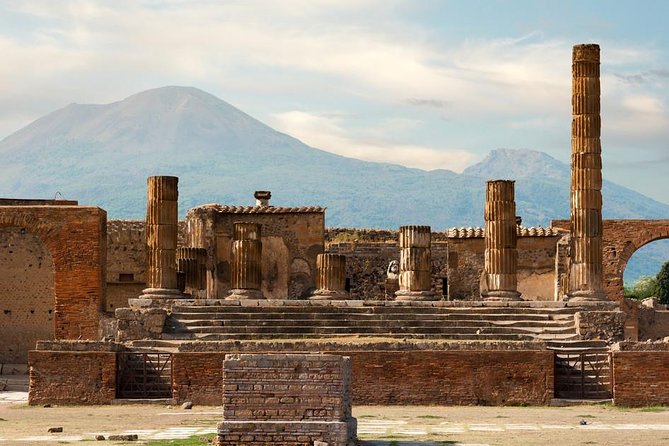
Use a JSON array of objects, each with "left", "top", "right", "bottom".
[
  {"left": 0, "top": 42, "right": 668, "bottom": 446},
  {"left": 482, "top": 180, "right": 521, "bottom": 301},
  {"left": 569, "top": 44, "right": 606, "bottom": 301}
]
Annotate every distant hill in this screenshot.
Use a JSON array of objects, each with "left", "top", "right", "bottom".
[{"left": 0, "top": 86, "right": 667, "bottom": 282}]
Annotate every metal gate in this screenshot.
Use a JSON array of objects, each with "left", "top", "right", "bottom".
[
  {"left": 117, "top": 352, "right": 173, "bottom": 399},
  {"left": 554, "top": 350, "right": 612, "bottom": 399}
]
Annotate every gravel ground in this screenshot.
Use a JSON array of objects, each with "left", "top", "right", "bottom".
[{"left": 1, "top": 396, "right": 668, "bottom": 445}]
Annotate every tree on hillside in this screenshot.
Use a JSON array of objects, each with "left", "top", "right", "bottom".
[
  {"left": 656, "top": 260, "right": 669, "bottom": 304},
  {"left": 625, "top": 275, "right": 658, "bottom": 300}
]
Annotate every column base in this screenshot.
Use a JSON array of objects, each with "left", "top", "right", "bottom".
[
  {"left": 140, "top": 288, "right": 185, "bottom": 299},
  {"left": 568, "top": 289, "right": 608, "bottom": 302},
  {"left": 395, "top": 290, "right": 437, "bottom": 301},
  {"left": 482, "top": 290, "right": 523, "bottom": 301},
  {"left": 309, "top": 290, "right": 350, "bottom": 300},
  {"left": 225, "top": 289, "right": 264, "bottom": 300}
]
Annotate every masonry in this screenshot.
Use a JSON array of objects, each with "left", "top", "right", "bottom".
[{"left": 0, "top": 203, "right": 106, "bottom": 350}]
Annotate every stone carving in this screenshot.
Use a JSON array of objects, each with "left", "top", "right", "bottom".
[
  {"left": 568, "top": 43, "right": 606, "bottom": 301},
  {"left": 141, "top": 176, "right": 183, "bottom": 299},
  {"left": 310, "top": 254, "right": 348, "bottom": 300},
  {"left": 387, "top": 260, "right": 399, "bottom": 279},
  {"left": 227, "top": 222, "right": 264, "bottom": 299},
  {"left": 395, "top": 225, "right": 436, "bottom": 301},
  {"left": 482, "top": 180, "right": 522, "bottom": 301}
]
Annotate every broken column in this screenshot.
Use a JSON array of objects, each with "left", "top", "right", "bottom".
[
  {"left": 569, "top": 43, "right": 606, "bottom": 301},
  {"left": 482, "top": 180, "right": 522, "bottom": 301},
  {"left": 227, "top": 222, "right": 263, "bottom": 299},
  {"left": 310, "top": 254, "right": 348, "bottom": 300},
  {"left": 176, "top": 247, "right": 207, "bottom": 297},
  {"left": 395, "top": 225, "right": 435, "bottom": 301},
  {"left": 141, "top": 176, "right": 182, "bottom": 299}
]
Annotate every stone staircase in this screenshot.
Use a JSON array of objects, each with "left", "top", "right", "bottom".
[
  {"left": 163, "top": 304, "right": 581, "bottom": 342},
  {"left": 547, "top": 340, "right": 612, "bottom": 400}
]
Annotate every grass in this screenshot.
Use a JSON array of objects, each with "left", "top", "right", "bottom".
[
  {"left": 578, "top": 414, "right": 596, "bottom": 418},
  {"left": 603, "top": 404, "right": 669, "bottom": 413},
  {"left": 139, "top": 434, "right": 215, "bottom": 445},
  {"left": 416, "top": 414, "right": 443, "bottom": 419}
]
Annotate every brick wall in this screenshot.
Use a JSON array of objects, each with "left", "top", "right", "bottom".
[
  {"left": 172, "top": 346, "right": 553, "bottom": 406},
  {"left": 613, "top": 350, "right": 669, "bottom": 406},
  {"left": 28, "top": 350, "right": 117, "bottom": 405},
  {"left": 0, "top": 206, "right": 106, "bottom": 341},
  {"left": 217, "top": 353, "right": 355, "bottom": 446},
  {"left": 0, "top": 228, "right": 55, "bottom": 363},
  {"left": 222, "top": 354, "right": 352, "bottom": 421}
]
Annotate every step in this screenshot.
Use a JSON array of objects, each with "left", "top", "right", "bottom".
[
  {"left": 161, "top": 332, "right": 539, "bottom": 341},
  {"left": 171, "top": 305, "right": 579, "bottom": 315}
]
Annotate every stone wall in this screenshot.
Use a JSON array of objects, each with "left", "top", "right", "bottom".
[
  {"left": 171, "top": 341, "right": 553, "bottom": 406},
  {"left": 638, "top": 308, "right": 669, "bottom": 341},
  {"left": 0, "top": 227, "right": 55, "bottom": 363},
  {"left": 187, "top": 206, "right": 324, "bottom": 299},
  {"left": 0, "top": 206, "right": 106, "bottom": 341},
  {"left": 28, "top": 350, "right": 117, "bottom": 405},
  {"left": 612, "top": 349, "right": 669, "bottom": 406},
  {"left": 217, "top": 353, "right": 356, "bottom": 446}
]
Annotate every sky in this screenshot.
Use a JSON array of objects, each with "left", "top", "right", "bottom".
[{"left": 2, "top": 0, "right": 669, "bottom": 203}]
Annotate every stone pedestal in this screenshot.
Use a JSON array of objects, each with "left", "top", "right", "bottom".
[
  {"left": 395, "top": 225, "right": 435, "bottom": 301},
  {"left": 568, "top": 44, "right": 606, "bottom": 301},
  {"left": 141, "top": 176, "right": 183, "bottom": 299},
  {"left": 177, "top": 247, "right": 207, "bottom": 297},
  {"left": 311, "top": 254, "right": 348, "bottom": 300},
  {"left": 482, "top": 180, "right": 522, "bottom": 301},
  {"left": 227, "top": 222, "right": 263, "bottom": 299}
]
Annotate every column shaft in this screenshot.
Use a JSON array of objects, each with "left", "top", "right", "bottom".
[
  {"left": 396, "top": 225, "right": 436, "bottom": 301},
  {"left": 568, "top": 44, "right": 606, "bottom": 301},
  {"left": 482, "top": 180, "right": 521, "bottom": 301},
  {"left": 142, "top": 176, "right": 182, "bottom": 298},
  {"left": 311, "top": 254, "right": 348, "bottom": 300},
  {"left": 227, "top": 222, "right": 263, "bottom": 299}
]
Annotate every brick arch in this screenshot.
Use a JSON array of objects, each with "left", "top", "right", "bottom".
[
  {"left": 0, "top": 206, "right": 106, "bottom": 339},
  {"left": 602, "top": 220, "right": 669, "bottom": 302}
]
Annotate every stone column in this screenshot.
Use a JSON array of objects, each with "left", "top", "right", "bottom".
[
  {"left": 310, "top": 254, "right": 348, "bottom": 300},
  {"left": 141, "top": 176, "right": 182, "bottom": 299},
  {"left": 227, "top": 222, "right": 263, "bottom": 299},
  {"left": 569, "top": 43, "right": 606, "bottom": 301},
  {"left": 396, "top": 225, "right": 435, "bottom": 301},
  {"left": 482, "top": 180, "right": 522, "bottom": 301},
  {"left": 177, "top": 247, "right": 207, "bottom": 297}
]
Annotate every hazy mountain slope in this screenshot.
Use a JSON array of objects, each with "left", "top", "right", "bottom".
[{"left": 1, "top": 86, "right": 667, "bottom": 282}]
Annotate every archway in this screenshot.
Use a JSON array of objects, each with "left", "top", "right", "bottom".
[
  {"left": 622, "top": 239, "right": 669, "bottom": 297},
  {"left": 0, "top": 227, "right": 55, "bottom": 363}
]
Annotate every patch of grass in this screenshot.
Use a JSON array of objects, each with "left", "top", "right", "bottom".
[
  {"left": 578, "top": 414, "right": 596, "bottom": 418},
  {"left": 0, "top": 418, "right": 7, "bottom": 421},
  {"left": 417, "top": 414, "right": 443, "bottom": 419},
  {"left": 495, "top": 415, "right": 509, "bottom": 418},
  {"left": 639, "top": 406, "right": 669, "bottom": 412},
  {"left": 141, "top": 434, "right": 215, "bottom": 445},
  {"left": 356, "top": 414, "right": 376, "bottom": 418},
  {"left": 604, "top": 404, "right": 669, "bottom": 413}
]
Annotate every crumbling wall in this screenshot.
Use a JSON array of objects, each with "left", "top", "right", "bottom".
[
  {"left": 613, "top": 343, "right": 669, "bottom": 406},
  {"left": 187, "top": 207, "right": 324, "bottom": 299},
  {"left": 0, "top": 227, "right": 54, "bottom": 363}
]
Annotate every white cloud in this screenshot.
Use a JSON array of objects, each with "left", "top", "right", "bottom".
[{"left": 271, "top": 110, "right": 478, "bottom": 172}]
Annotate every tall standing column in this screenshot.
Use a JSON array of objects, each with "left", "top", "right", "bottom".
[
  {"left": 141, "top": 176, "right": 182, "bottom": 299},
  {"left": 396, "top": 225, "right": 436, "bottom": 301},
  {"left": 227, "top": 222, "right": 263, "bottom": 299},
  {"left": 569, "top": 43, "right": 606, "bottom": 301},
  {"left": 482, "top": 180, "right": 522, "bottom": 301},
  {"left": 310, "top": 254, "right": 348, "bottom": 300}
]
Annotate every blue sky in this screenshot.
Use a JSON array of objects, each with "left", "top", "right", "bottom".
[{"left": 2, "top": 0, "right": 669, "bottom": 203}]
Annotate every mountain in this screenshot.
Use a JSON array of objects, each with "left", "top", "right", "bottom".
[{"left": 1, "top": 86, "right": 668, "bottom": 282}]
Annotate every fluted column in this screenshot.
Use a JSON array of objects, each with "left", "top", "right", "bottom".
[
  {"left": 310, "top": 254, "right": 348, "bottom": 300},
  {"left": 395, "top": 225, "right": 436, "bottom": 301},
  {"left": 177, "top": 247, "right": 207, "bottom": 297},
  {"left": 227, "top": 222, "right": 263, "bottom": 299},
  {"left": 568, "top": 43, "right": 606, "bottom": 301},
  {"left": 141, "top": 176, "right": 182, "bottom": 299},
  {"left": 482, "top": 180, "right": 522, "bottom": 301}
]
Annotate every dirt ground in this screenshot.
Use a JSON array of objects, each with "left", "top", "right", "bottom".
[{"left": 1, "top": 398, "right": 669, "bottom": 445}]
